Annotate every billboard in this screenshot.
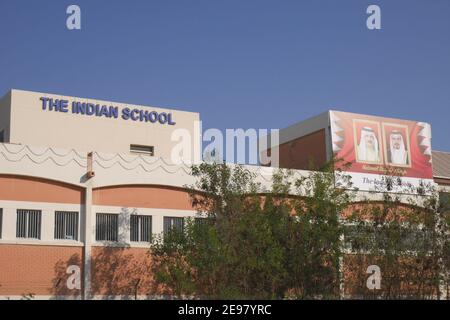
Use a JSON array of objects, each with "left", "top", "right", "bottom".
[{"left": 330, "top": 111, "right": 434, "bottom": 193}]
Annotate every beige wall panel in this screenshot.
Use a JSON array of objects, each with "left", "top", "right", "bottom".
[{"left": 8, "top": 89, "right": 200, "bottom": 163}]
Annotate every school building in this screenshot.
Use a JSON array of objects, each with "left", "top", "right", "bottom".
[{"left": 0, "top": 89, "right": 449, "bottom": 299}]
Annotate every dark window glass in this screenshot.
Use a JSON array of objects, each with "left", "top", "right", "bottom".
[
  {"left": 96, "top": 213, "right": 118, "bottom": 242},
  {"left": 130, "top": 215, "right": 152, "bottom": 242},
  {"left": 16, "top": 209, "right": 41, "bottom": 239},
  {"left": 55, "top": 211, "right": 79, "bottom": 240},
  {"left": 163, "top": 217, "right": 184, "bottom": 236}
]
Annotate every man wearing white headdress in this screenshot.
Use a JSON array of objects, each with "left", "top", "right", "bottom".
[
  {"left": 357, "top": 127, "right": 381, "bottom": 163},
  {"left": 387, "top": 130, "right": 408, "bottom": 165}
]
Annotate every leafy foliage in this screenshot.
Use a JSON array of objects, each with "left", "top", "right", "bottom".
[
  {"left": 151, "top": 161, "right": 354, "bottom": 299},
  {"left": 151, "top": 161, "right": 450, "bottom": 299}
]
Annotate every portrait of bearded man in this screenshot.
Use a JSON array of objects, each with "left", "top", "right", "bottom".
[
  {"left": 356, "top": 126, "right": 381, "bottom": 163},
  {"left": 387, "top": 130, "right": 409, "bottom": 165}
]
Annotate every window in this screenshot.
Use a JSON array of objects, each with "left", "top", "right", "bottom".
[
  {"left": 130, "top": 215, "right": 152, "bottom": 242},
  {"left": 164, "top": 217, "right": 184, "bottom": 235},
  {"left": 130, "top": 144, "right": 154, "bottom": 156},
  {"left": 0, "top": 209, "right": 3, "bottom": 239},
  {"left": 96, "top": 213, "right": 118, "bottom": 241},
  {"left": 16, "top": 209, "right": 42, "bottom": 239},
  {"left": 440, "top": 192, "right": 450, "bottom": 211},
  {"left": 344, "top": 224, "right": 432, "bottom": 252},
  {"left": 194, "top": 217, "right": 211, "bottom": 226},
  {"left": 55, "top": 211, "right": 79, "bottom": 241},
  {"left": 0, "top": 130, "right": 4, "bottom": 143}
]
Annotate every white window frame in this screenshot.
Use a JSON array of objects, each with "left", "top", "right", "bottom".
[
  {"left": 130, "top": 215, "right": 153, "bottom": 243},
  {"left": 54, "top": 211, "right": 79, "bottom": 241},
  {"left": 16, "top": 209, "right": 42, "bottom": 240}
]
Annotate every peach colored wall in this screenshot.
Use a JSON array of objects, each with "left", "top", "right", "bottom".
[
  {"left": 0, "top": 244, "right": 83, "bottom": 296},
  {"left": 276, "top": 129, "right": 327, "bottom": 170},
  {"left": 93, "top": 185, "right": 193, "bottom": 210},
  {"left": 0, "top": 175, "right": 84, "bottom": 204}
]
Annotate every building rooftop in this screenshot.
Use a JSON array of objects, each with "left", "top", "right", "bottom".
[{"left": 432, "top": 151, "right": 450, "bottom": 179}]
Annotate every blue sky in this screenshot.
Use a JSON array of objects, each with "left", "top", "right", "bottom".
[{"left": 1, "top": 0, "right": 449, "bottom": 151}]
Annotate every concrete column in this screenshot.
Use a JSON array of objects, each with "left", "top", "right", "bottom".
[
  {"left": 83, "top": 182, "right": 93, "bottom": 300},
  {"left": 325, "top": 124, "right": 333, "bottom": 162},
  {"left": 153, "top": 214, "right": 164, "bottom": 235},
  {"left": 41, "top": 209, "right": 54, "bottom": 242},
  {"left": 82, "top": 152, "right": 96, "bottom": 300},
  {"left": 2, "top": 207, "right": 16, "bottom": 240}
]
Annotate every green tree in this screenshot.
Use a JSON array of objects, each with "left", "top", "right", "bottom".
[
  {"left": 344, "top": 174, "right": 450, "bottom": 299},
  {"left": 271, "top": 160, "right": 355, "bottom": 299},
  {"left": 151, "top": 163, "right": 289, "bottom": 299},
  {"left": 151, "top": 160, "right": 354, "bottom": 299}
]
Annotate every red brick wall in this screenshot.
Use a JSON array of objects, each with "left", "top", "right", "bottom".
[
  {"left": 90, "top": 246, "right": 155, "bottom": 297},
  {"left": 0, "top": 244, "right": 83, "bottom": 297},
  {"left": 342, "top": 254, "right": 439, "bottom": 299},
  {"left": 273, "top": 129, "right": 327, "bottom": 170},
  {"left": 0, "top": 245, "right": 158, "bottom": 298}
]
